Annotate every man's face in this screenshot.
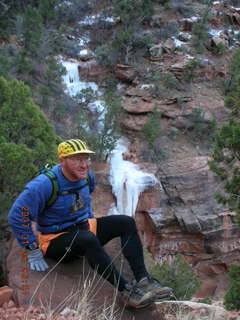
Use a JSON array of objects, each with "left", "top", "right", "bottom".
[{"left": 60, "top": 153, "right": 90, "bottom": 181}]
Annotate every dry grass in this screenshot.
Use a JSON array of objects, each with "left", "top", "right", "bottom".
[
  {"left": 23, "top": 262, "right": 124, "bottom": 320},
  {"left": 23, "top": 230, "right": 126, "bottom": 320}
]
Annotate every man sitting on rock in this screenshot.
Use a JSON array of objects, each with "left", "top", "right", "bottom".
[{"left": 8, "top": 138, "right": 173, "bottom": 309}]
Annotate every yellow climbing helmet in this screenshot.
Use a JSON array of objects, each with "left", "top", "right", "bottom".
[{"left": 58, "top": 139, "right": 95, "bottom": 158}]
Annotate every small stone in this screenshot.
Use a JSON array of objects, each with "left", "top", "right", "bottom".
[{"left": 7, "top": 300, "right": 15, "bottom": 308}]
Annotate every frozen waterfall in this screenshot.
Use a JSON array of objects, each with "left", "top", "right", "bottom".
[
  {"left": 108, "top": 139, "right": 158, "bottom": 216},
  {"left": 61, "top": 59, "right": 98, "bottom": 97}
]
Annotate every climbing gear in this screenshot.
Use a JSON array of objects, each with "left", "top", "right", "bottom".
[
  {"left": 35, "top": 164, "right": 93, "bottom": 210},
  {"left": 58, "top": 139, "right": 95, "bottom": 158},
  {"left": 121, "top": 283, "right": 156, "bottom": 309},
  {"left": 27, "top": 248, "right": 49, "bottom": 271},
  {"left": 135, "top": 276, "right": 173, "bottom": 300}
]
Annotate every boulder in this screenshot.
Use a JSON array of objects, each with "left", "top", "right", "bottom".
[
  {"left": 114, "top": 64, "right": 137, "bottom": 83},
  {"left": 162, "top": 39, "right": 176, "bottom": 54},
  {"left": 0, "top": 286, "right": 13, "bottom": 307},
  {"left": 149, "top": 44, "right": 163, "bottom": 59},
  {"left": 170, "top": 56, "right": 194, "bottom": 73},
  {"left": 155, "top": 301, "right": 229, "bottom": 320},
  {"left": 211, "top": 36, "right": 228, "bottom": 48}
]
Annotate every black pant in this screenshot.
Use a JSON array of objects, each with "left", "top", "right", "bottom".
[{"left": 45, "top": 215, "right": 148, "bottom": 291}]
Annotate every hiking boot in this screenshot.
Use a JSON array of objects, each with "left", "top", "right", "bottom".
[
  {"left": 121, "top": 284, "right": 156, "bottom": 309},
  {"left": 136, "top": 277, "right": 173, "bottom": 300}
]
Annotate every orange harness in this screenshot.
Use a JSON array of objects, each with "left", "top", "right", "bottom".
[{"left": 38, "top": 218, "right": 97, "bottom": 255}]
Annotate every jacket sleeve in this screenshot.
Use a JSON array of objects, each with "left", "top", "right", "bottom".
[{"left": 8, "top": 176, "right": 52, "bottom": 248}]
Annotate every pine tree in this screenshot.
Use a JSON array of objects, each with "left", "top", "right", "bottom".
[
  {"left": 224, "top": 48, "right": 240, "bottom": 116},
  {"left": 224, "top": 265, "right": 240, "bottom": 310},
  {"left": 76, "top": 79, "right": 121, "bottom": 160},
  {"left": 100, "top": 0, "right": 155, "bottom": 64},
  {"left": 209, "top": 48, "right": 240, "bottom": 224},
  {"left": 141, "top": 106, "right": 162, "bottom": 161},
  {"left": 0, "top": 77, "right": 58, "bottom": 212},
  {"left": 23, "top": 7, "right": 43, "bottom": 57}
]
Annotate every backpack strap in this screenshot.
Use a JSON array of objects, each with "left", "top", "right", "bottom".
[{"left": 43, "top": 170, "right": 59, "bottom": 209}]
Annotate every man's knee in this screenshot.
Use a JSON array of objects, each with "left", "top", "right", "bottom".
[
  {"left": 119, "top": 215, "right": 137, "bottom": 233},
  {"left": 75, "top": 231, "right": 100, "bottom": 249}
]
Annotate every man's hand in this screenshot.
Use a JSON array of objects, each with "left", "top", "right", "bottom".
[{"left": 27, "top": 248, "right": 49, "bottom": 271}]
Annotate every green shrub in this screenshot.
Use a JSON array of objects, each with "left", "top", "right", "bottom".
[
  {"left": 168, "top": 127, "right": 179, "bottom": 141},
  {"left": 223, "top": 48, "right": 240, "bottom": 116},
  {"left": 209, "top": 120, "right": 240, "bottom": 222},
  {"left": 141, "top": 107, "right": 161, "bottom": 148},
  {"left": 211, "top": 42, "right": 227, "bottom": 56},
  {"left": 96, "top": 0, "right": 155, "bottom": 64},
  {"left": 23, "top": 7, "right": 44, "bottom": 57},
  {"left": 150, "top": 83, "right": 164, "bottom": 98},
  {"left": 224, "top": 265, "right": 240, "bottom": 310},
  {"left": 186, "top": 108, "right": 216, "bottom": 144},
  {"left": 191, "top": 1, "right": 212, "bottom": 53},
  {"left": 150, "top": 254, "right": 201, "bottom": 300},
  {"left": 182, "top": 58, "right": 203, "bottom": 82},
  {"left": 209, "top": 48, "right": 240, "bottom": 224},
  {"left": 161, "top": 72, "right": 180, "bottom": 90},
  {"left": 0, "top": 77, "right": 58, "bottom": 212}
]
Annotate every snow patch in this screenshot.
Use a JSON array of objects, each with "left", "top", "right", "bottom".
[
  {"left": 79, "top": 14, "right": 119, "bottom": 26},
  {"left": 172, "top": 37, "right": 185, "bottom": 48},
  {"left": 208, "top": 29, "right": 222, "bottom": 37}
]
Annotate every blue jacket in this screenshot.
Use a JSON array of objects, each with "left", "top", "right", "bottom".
[{"left": 8, "top": 164, "right": 95, "bottom": 248}]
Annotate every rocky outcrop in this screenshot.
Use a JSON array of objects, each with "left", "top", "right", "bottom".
[
  {"left": 149, "top": 39, "right": 176, "bottom": 59},
  {"left": 114, "top": 64, "right": 138, "bottom": 83},
  {"left": 120, "top": 84, "right": 228, "bottom": 132},
  {"left": 135, "top": 155, "right": 240, "bottom": 300},
  {"left": 113, "top": 52, "right": 238, "bottom": 299}
]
